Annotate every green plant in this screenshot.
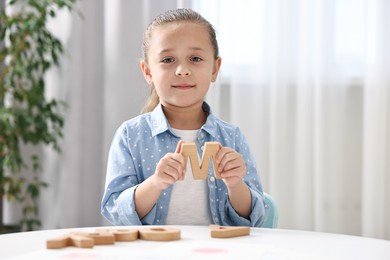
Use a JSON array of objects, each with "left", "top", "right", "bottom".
[{"left": 0, "top": 0, "right": 75, "bottom": 232}]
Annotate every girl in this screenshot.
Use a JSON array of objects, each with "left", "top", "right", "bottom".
[{"left": 101, "top": 8, "right": 267, "bottom": 227}]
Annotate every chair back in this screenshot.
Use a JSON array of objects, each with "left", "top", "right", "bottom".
[{"left": 262, "top": 192, "right": 279, "bottom": 228}]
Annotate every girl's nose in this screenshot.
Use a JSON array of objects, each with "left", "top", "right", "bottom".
[{"left": 175, "top": 65, "right": 191, "bottom": 77}]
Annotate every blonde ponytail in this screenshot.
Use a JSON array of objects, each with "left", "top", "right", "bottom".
[{"left": 141, "top": 86, "right": 159, "bottom": 113}]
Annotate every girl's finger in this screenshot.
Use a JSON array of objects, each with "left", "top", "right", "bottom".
[{"left": 175, "top": 140, "right": 184, "bottom": 153}]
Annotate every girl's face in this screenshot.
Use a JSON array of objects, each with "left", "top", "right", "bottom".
[{"left": 141, "top": 22, "right": 221, "bottom": 110}]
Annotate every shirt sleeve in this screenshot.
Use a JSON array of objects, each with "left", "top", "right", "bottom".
[
  {"left": 100, "top": 124, "right": 157, "bottom": 225},
  {"left": 220, "top": 127, "right": 268, "bottom": 227},
  {"left": 223, "top": 187, "right": 268, "bottom": 227}
]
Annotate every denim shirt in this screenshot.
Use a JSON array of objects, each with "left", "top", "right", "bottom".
[{"left": 101, "top": 102, "right": 268, "bottom": 227}]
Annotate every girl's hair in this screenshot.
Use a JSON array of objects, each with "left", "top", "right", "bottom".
[{"left": 141, "top": 8, "right": 219, "bottom": 113}]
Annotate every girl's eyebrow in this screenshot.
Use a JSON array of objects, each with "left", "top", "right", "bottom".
[
  {"left": 157, "top": 47, "right": 207, "bottom": 55},
  {"left": 189, "top": 47, "right": 207, "bottom": 52},
  {"left": 158, "top": 48, "right": 174, "bottom": 55}
]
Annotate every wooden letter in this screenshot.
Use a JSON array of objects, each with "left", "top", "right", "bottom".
[
  {"left": 46, "top": 235, "right": 71, "bottom": 249},
  {"left": 139, "top": 227, "right": 181, "bottom": 241},
  {"left": 47, "top": 231, "right": 115, "bottom": 249},
  {"left": 210, "top": 225, "right": 250, "bottom": 238},
  {"left": 70, "top": 232, "right": 115, "bottom": 245},
  {"left": 47, "top": 234, "right": 94, "bottom": 249},
  {"left": 180, "top": 142, "right": 222, "bottom": 180},
  {"left": 95, "top": 228, "right": 139, "bottom": 241},
  {"left": 68, "top": 234, "right": 95, "bottom": 248}
]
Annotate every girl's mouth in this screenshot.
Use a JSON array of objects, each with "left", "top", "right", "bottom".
[{"left": 173, "top": 84, "right": 195, "bottom": 90}]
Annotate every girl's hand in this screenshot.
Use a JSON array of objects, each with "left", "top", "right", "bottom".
[
  {"left": 215, "top": 146, "right": 251, "bottom": 218},
  {"left": 151, "top": 140, "right": 185, "bottom": 190},
  {"left": 216, "top": 147, "right": 246, "bottom": 188}
]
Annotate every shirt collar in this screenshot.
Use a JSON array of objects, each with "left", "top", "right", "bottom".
[
  {"left": 150, "top": 102, "right": 218, "bottom": 138},
  {"left": 200, "top": 102, "right": 218, "bottom": 138},
  {"left": 150, "top": 103, "right": 170, "bottom": 137}
]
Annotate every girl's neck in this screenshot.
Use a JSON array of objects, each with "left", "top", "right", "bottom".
[{"left": 162, "top": 103, "right": 207, "bottom": 130}]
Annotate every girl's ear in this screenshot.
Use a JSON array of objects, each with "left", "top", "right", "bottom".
[
  {"left": 211, "top": 57, "right": 222, "bottom": 82},
  {"left": 140, "top": 60, "right": 153, "bottom": 85}
]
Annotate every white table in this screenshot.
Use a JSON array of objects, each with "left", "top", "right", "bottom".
[{"left": 0, "top": 225, "right": 389, "bottom": 259}]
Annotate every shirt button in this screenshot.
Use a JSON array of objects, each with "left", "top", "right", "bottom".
[{"left": 210, "top": 176, "right": 215, "bottom": 182}]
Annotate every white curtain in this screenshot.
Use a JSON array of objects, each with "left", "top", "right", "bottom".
[
  {"left": 194, "top": 0, "right": 390, "bottom": 240},
  {"left": 10, "top": 0, "right": 386, "bottom": 240},
  {"left": 39, "top": 0, "right": 181, "bottom": 229}
]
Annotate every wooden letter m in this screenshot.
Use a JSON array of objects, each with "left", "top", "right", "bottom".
[{"left": 179, "top": 142, "right": 222, "bottom": 180}]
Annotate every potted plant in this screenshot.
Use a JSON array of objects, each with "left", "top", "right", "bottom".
[{"left": 0, "top": 0, "right": 75, "bottom": 233}]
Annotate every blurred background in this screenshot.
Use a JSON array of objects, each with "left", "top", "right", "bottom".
[{"left": 3, "top": 0, "right": 389, "bottom": 240}]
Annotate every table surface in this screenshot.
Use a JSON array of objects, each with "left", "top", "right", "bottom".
[{"left": 0, "top": 225, "right": 389, "bottom": 259}]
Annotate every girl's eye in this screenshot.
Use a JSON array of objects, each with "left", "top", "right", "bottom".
[
  {"left": 162, "top": 58, "right": 174, "bottom": 63},
  {"left": 190, "top": 56, "right": 202, "bottom": 62}
]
